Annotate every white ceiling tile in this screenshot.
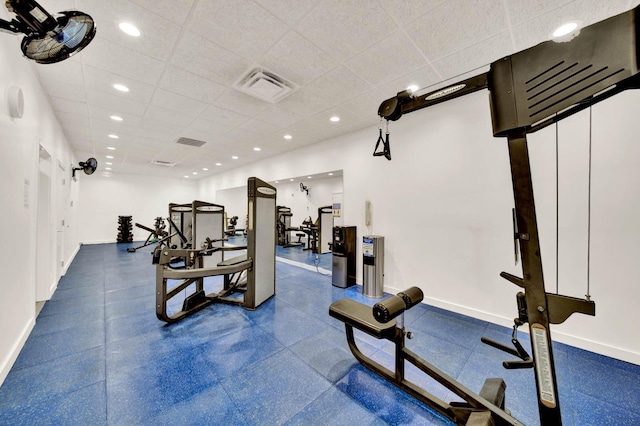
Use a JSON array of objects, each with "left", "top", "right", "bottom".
[
  {"left": 64, "top": 126, "right": 92, "bottom": 140},
  {"left": 88, "top": 105, "right": 142, "bottom": 127},
  {"left": 260, "top": 30, "right": 337, "bottom": 85},
  {"left": 305, "top": 66, "right": 372, "bottom": 103},
  {"left": 80, "top": 37, "right": 165, "bottom": 85},
  {"left": 159, "top": 66, "right": 227, "bottom": 104},
  {"left": 503, "top": 0, "right": 575, "bottom": 26},
  {"left": 212, "top": 90, "right": 271, "bottom": 117},
  {"left": 405, "top": 0, "right": 508, "bottom": 61},
  {"left": 188, "top": 0, "right": 289, "bottom": 59},
  {"left": 57, "top": 112, "right": 91, "bottom": 129},
  {"left": 432, "top": 31, "right": 514, "bottom": 81},
  {"left": 134, "top": 128, "right": 177, "bottom": 144},
  {"left": 131, "top": 0, "right": 196, "bottom": 24},
  {"left": 236, "top": 118, "right": 282, "bottom": 136},
  {"left": 306, "top": 106, "right": 362, "bottom": 128},
  {"left": 345, "top": 31, "right": 428, "bottom": 86},
  {"left": 187, "top": 119, "right": 235, "bottom": 136},
  {"left": 138, "top": 116, "right": 187, "bottom": 137},
  {"left": 86, "top": 90, "right": 148, "bottom": 117},
  {"left": 151, "top": 89, "right": 208, "bottom": 117},
  {"left": 143, "top": 105, "right": 194, "bottom": 128},
  {"left": 50, "top": 97, "right": 89, "bottom": 117},
  {"left": 28, "top": 0, "right": 632, "bottom": 181},
  {"left": 296, "top": 0, "right": 397, "bottom": 61},
  {"left": 170, "top": 31, "right": 252, "bottom": 85},
  {"left": 338, "top": 89, "right": 386, "bottom": 120},
  {"left": 35, "top": 59, "right": 84, "bottom": 85},
  {"left": 79, "top": 0, "right": 182, "bottom": 61},
  {"left": 83, "top": 66, "right": 156, "bottom": 103},
  {"left": 254, "top": 106, "right": 304, "bottom": 128},
  {"left": 511, "top": 0, "right": 632, "bottom": 51},
  {"left": 276, "top": 89, "right": 332, "bottom": 117},
  {"left": 89, "top": 119, "right": 137, "bottom": 140},
  {"left": 41, "top": 80, "right": 86, "bottom": 103},
  {"left": 198, "top": 105, "right": 250, "bottom": 128},
  {"left": 254, "top": 0, "right": 318, "bottom": 25},
  {"left": 378, "top": 0, "right": 448, "bottom": 24},
  {"left": 377, "top": 65, "right": 441, "bottom": 99}
]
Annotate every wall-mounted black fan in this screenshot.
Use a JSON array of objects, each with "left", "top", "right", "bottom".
[
  {"left": 72, "top": 158, "right": 97, "bottom": 178},
  {"left": 0, "top": 0, "right": 96, "bottom": 64}
]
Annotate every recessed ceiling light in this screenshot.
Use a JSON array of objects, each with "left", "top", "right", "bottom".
[
  {"left": 330, "top": 116, "right": 340, "bottom": 122},
  {"left": 106, "top": 162, "right": 112, "bottom": 165},
  {"left": 551, "top": 21, "right": 581, "bottom": 42},
  {"left": 192, "top": 172, "right": 198, "bottom": 175},
  {"left": 113, "top": 84, "right": 129, "bottom": 92},
  {"left": 105, "top": 167, "right": 112, "bottom": 171},
  {"left": 407, "top": 84, "right": 419, "bottom": 93},
  {"left": 108, "top": 134, "right": 119, "bottom": 139},
  {"left": 275, "top": 181, "right": 279, "bottom": 184},
  {"left": 119, "top": 22, "right": 141, "bottom": 37},
  {"left": 202, "top": 168, "right": 208, "bottom": 171},
  {"left": 232, "top": 156, "right": 239, "bottom": 160},
  {"left": 289, "top": 179, "right": 294, "bottom": 182},
  {"left": 106, "top": 155, "right": 114, "bottom": 159},
  {"left": 552, "top": 22, "right": 578, "bottom": 38},
  {"left": 107, "top": 146, "right": 116, "bottom": 150},
  {"left": 254, "top": 147, "right": 261, "bottom": 151},
  {"left": 284, "top": 134, "right": 292, "bottom": 140},
  {"left": 328, "top": 173, "right": 334, "bottom": 176},
  {"left": 110, "top": 115, "right": 123, "bottom": 121},
  {"left": 215, "top": 163, "right": 222, "bottom": 166},
  {"left": 307, "top": 176, "right": 312, "bottom": 179},
  {"left": 184, "top": 176, "right": 189, "bottom": 179}
]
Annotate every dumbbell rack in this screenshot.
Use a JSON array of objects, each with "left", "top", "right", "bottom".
[{"left": 117, "top": 215, "right": 133, "bottom": 243}]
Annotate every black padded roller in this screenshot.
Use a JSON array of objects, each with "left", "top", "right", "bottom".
[
  {"left": 373, "top": 295, "right": 406, "bottom": 323},
  {"left": 397, "top": 287, "right": 424, "bottom": 310}
]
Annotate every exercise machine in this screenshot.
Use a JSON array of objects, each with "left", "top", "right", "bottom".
[
  {"left": 168, "top": 202, "right": 193, "bottom": 249},
  {"left": 154, "top": 178, "right": 277, "bottom": 323},
  {"left": 299, "top": 216, "right": 318, "bottom": 252},
  {"left": 224, "top": 214, "right": 245, "bottom": 236},
  {"left": 276, "top": 206, "right": 304, "bottom": 247},
  {"left": 343, "top": 7, "right": 640, "bottom": 425},
  {"left": 317, "top": 205, "right": 333, "bottom": 254},
  {"left": 330, "top": 287, "right": 522, "bottom": 425},
  {"left": 126, "top": 217, "right": 169, "bottom": 253}
]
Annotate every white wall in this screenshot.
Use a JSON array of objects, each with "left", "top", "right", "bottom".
[
  {"left": 78, "top": 173, "right": 198, "bottom": 244},
  {"left": 0, "top": 23, "right": 80, "bottom": 384},
  {"left": 196, "top": 89, "right": 640, "bottom": 365}
]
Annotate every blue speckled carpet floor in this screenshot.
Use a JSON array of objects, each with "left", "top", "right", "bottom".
[{"left": 1, "top": 242, "right": 639, "bottom": 425}]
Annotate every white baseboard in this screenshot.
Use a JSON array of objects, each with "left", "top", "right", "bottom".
[
  {"left": 385, "top": 284, "right": 640, "bottom": 366},
  {"left": 0, "top": 318, "right": 35, "bottom": 387}
]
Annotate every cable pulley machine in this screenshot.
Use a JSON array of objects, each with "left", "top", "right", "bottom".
[{"left": 332, "top": 6, "right": 640, "bottom": 425}]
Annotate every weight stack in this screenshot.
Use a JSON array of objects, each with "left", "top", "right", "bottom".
[{"left": 117, "top": 215, "right": 133, "bottom": 243}]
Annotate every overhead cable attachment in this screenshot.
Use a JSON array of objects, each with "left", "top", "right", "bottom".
[{"left": 373, "top": 118, "right": 391, "bottom": 160}]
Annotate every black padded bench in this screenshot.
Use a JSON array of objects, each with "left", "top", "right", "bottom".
[{"left": 329, "top": 298, "right": 397, "bottom": 340}]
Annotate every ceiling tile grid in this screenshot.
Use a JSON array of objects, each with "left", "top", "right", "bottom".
[{"left": 18, "top": 1, "right": 635, "bottom": 179}]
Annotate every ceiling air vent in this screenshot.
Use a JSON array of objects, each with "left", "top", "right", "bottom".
[
  {"left": 176, "top": 137, "right": 207, "bottom": 147},
  {"left": 233, "top": 67, "right": 297, "bottom": 103},
  {"left": 150, "top": 160, "right": 176, "bottom": 167}
]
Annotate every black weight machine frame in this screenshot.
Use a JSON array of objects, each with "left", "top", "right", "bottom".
[
  {"left": 336, "top": 6, "right": 640, "bottom": 426},
  {"left": 153, "top": 178, "right": 277, "bottom": 323},
  {"left": 126, "top": 217, "right": 169, "bottom": 253}
]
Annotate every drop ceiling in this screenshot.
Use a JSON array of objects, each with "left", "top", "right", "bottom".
[{"left": 25, "top": 0, "right": 639, "bottom": 180}]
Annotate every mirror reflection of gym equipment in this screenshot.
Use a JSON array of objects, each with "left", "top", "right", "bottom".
[
  {"left": 330, "top": 8, "right": 640, "bottom": 426},
  {"left": 276, "top": 206, "right": 303, "bottom": 248},
  {"left": 154, "top": 177, "right": 276, "bottom": 323}
]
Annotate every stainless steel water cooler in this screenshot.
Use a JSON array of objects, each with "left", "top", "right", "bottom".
[
  {"left": 363, "top": 235, "right": 384, "bottom": 298},
  {"left": 331, "top": 226, "right": 356, "bottom": 288}
]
